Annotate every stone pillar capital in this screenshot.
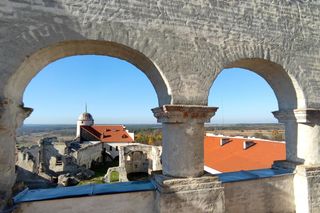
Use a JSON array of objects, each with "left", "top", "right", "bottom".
[
  {"left": 152, "top": 105, "right": 218, "bottom": 124},
  {"left": 272, "top": 110, "right": 296, "bottom": 123},
  {"left": 293, "top": 108, "right": 320, "bottom": 124},
  {"left": 273, "top": 109, "right": 320, "bottom": 124},
  {"left": 0, "top": 97, "right": 32, "bottom": 129}
]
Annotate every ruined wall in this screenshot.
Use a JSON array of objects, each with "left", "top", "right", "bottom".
[
  {"left": 122, "top": 144, "right": 162, "bottom": 175},
  {"left": 125, "top": 151, "right": 149, "bottom": 174},
  {"left": 224, "top": 174, "right": 295, "bottom": 213},
  {"left": 102, "top": 143, "right": 130, "bottom": 159},
  {"left": 151, "top": 146, "right": 162, "bottom": 174},
  {"left": 16, "top": 146, "right": 39, "bottom": 173},
  {"left": 104, "top": 167, "right": 128, "bottom": 183},
  {"left": 39, "top": 139, "right": 66, "bottom": 174},
  {"left": 72, "top": 142, "right": 102, "bottom": 169}
]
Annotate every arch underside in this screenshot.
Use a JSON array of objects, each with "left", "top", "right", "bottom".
[
  {"left": 4, "top": 40, "right": 171, "bottom": 107},
  {"left": 223, "top": 58, "right": 306, "bottom": 111}
]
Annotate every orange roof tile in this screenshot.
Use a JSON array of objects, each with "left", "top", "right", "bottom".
[
  {"left": 81, "top": 125, "right": 134, "bottom": 143},
  {"left": 204, "top": 135, "right": 286, "bottom": 173}
]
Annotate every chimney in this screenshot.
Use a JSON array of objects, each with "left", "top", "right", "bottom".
[
  {"left": 243, "top": 140, "right": 256, "bottom": 150},
  {"left": 220, "top": 138, "right": 231, "bottom": 146}
]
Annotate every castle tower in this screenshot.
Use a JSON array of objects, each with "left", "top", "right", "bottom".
[{"left": 76, "top": 105, "right": 94, "bottom": 138}]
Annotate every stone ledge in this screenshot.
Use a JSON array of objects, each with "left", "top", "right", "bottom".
[
  {"left": 272, "top": 110, "right": 296, "bottom": 123},
  {"left": 152, "top": 173, "right": 222, "bottom": 194},
  {"left": 152, "top": 105, "right": 218, "bottom": 123},
  {"left": 153, "top": 173, "right": 225, "bottom": 213},
  {"left": 272, "top": 160, "right": 303, "bottom": 170},
  {"left": 295, "top": 164, "right": 320, "bottom": 177},
  {"left": 294, "top": 109, "right": 320, "bottom": 124}
]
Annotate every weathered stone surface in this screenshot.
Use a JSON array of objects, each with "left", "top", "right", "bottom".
[
  {"left": 224, "top": 174, "right": 295, "bottom": 213},
  {"left": 153, "top": 105, "right": 217, "bottom": 177},
  {"left": 104, "top": 167, "right": 128, "bottom": 183},
  {"left": 273, "top": 110, "right": 302, "bottom": 163},
  {"left": 13, "top": 191, "right": 156, "bottom": 213},
  {"left": 152, "top": 173, "right": 225, "bottom": 213},
  {"left": 294, "top": 109, "right": 320, "bottom": 124},
  {"left": 1, "top": 0, "right": 320, "bottom": 211},
  {"left": 294, "top": 165, "right": 320, "bottom": 213},
  {"left": 152, "top": 105, "right": 218, "bottom": 123},
  {"left": 273, "top": 109, "right": 320, "bottom": 166},
  {"left": 1, "top": 1, "right": 319, "bottom": 108},
  {"left": 12, "top": 174, "right": 297, "bottom": 213},
  {"left": 58, "top": 173, "right": 80, "bottom": 187}
]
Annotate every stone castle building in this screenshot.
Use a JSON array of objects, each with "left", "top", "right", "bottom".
[
  {"left": 76, "top": 110, "right": 135, "bottom": 161},
  {"left": 16, "top": 137, "right": 100, "bottom": 187},
  {"left": 1, "top": 1, "right": 320, "bottom": 212},
  {"left": 75, "top": 110, "right": 162, "bottom": 182},
  {"left": 15, "top": 111, "right": 162, "bottom": 187}
]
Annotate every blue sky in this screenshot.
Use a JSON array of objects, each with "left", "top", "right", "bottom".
[{"left": 23, "top": 55, "right": 278, "bottom": 124}]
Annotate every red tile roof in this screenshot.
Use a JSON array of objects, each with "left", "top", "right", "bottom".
[
  {"left": 204, "top": 135, "right": 286, "bottom": 173},
  {"left": 81, "top": 125, "right": 134, "bottom": 143}
]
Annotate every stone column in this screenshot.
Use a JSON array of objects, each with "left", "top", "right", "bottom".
[
  {"left": 275, "top": 109, "right": 320, "bottom": 213},
  {"left": 152, "top": 105, "right": 217, "bottom": 177},
  {"left": 151, "top": 105, "right": 224, "bottom": 212},
  {"left": 294, "top": 109, "right": 320, "bottom": 165},
  {"left": 0, "top": 98, "right": 32, "bottom": 210},
  {"left": 273, "top": 109, "right": 320, "bottom": 166},
  {"left": 272, "top": 110, "right": 302, "bottom": 164}
]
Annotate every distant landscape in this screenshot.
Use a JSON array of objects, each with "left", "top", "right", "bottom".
[
  {"left": 205, "top": 123, "right": 285, "bottom": 141},
  {"left": 16, "top": 123, "right": 285, "bottom": 147}
]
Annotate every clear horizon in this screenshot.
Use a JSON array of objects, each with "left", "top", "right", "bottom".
[{"left": 23, "top": 55, "right": 278, "bottom": 125}]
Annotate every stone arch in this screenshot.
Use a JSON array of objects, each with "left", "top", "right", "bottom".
[
  {"left": 0, "top": 39, "right": 171, "bottom": 208},
  {"left": 219, "top": 58, "right": 306, "bottom": 111},
  {"left": 4, "top": 40, "right": 171, "bottom": 107},
  {"left": 204, "top": 40, "right": 307, "bottom": 110},
  {"left": 208, "top": 58, "right": 306, "bottom": 164}
]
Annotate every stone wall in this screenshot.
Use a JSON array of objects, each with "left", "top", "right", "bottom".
[
  {"left": 104, "top": 167, "right": 128, "bottom": 183},
  {"left": 71, "top": 142, "right": 102, "bottom": 169},
  {"left": 13, "top": 191, "right": 156, "bottom": 213},
  {"left": 40, "top": 138, "right": 66, "bottom": 174},
  {"left": 104, "top": 144, "right": 161, "bottom": 182},
  {"left": 1, "top": 0, "right": 320, "bottom": 211},
  {"left": 13, "top": 175, "right": 296, "bottom": 213},
  {"left": 293, "top": 165, "right": 320, "bottom": 213},
  {"left": 1, "top": 1, "right": 319, "bottom": 107},
  {"left": 224, "top": 174, "right": 295, "bottom": 213},
  {"left": 122, "top": 144, "right": 162, "bottom": 175},
  {"left": 16, "top": 146, "right": 39, "bottom": 174}
]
